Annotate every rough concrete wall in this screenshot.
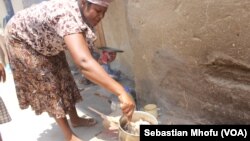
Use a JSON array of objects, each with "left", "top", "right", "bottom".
[
  {"left": 11, "top": 0, "right": 24, "bottom": 13},
  {"left": 102, "top": 0, "right": 134, "bottom": 78},
  {"left": 22, "top": 0, "right": 46, "bottom": 8},
  {"left": 0, "top": 0, "right": 7, "bottom": 29},
  {"left": 105, "top": 0, "right": 250, "bottom": 124}
]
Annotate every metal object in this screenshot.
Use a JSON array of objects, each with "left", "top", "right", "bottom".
[
  {"left": 118, "top": 111, "right": 158, "bottom": 141},
  {"left": 88, "top": 106, "right": 107, "bottom": 119}
]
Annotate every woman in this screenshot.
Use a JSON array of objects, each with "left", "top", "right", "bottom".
[{"left": 4, "top": 0, "right": 135, "bottom": 141}]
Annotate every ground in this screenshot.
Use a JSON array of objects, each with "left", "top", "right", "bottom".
[
  {"left": 0, "top": 64, "right": 166, "bottom": 141},
  {"left": 0, "top": 65, "right": 121, "bottom": 141}
]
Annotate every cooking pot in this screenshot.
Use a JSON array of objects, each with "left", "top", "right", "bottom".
[{"left": 118, "top": 111, "right": 158, "bottom": 141}]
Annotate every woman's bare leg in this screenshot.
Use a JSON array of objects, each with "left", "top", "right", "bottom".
[
  {"left": 68, "top": 106, "right": 96, "bottom": 127},
  {"left": 54, "top": 117, "right": 82, "bottom": 141}
]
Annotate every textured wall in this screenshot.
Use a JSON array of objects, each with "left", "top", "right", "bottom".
[
  {"left": 102, "top": 0, "right": 134, "bottom": 78},
  {"left": 0, "top": 0, "right": 7, "bottom": 29},
  {"left": 104, "top": 0, "right": 250, "bottom": 124},
  {"left": 21, "top": 0, "right": 45, "bottom": 8}
]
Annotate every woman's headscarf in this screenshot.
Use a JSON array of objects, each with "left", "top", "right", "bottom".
[{"left": 86, "top": 0, "right": 113, "bottom": 7}]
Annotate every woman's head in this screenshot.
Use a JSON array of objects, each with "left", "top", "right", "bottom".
[{"left": 82, "top": 0, "right": 112, "bottom": 27}]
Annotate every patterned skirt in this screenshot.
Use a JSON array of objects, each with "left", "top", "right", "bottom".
[
  {"left": 6, "top": 41, "right": 82, "bottom": 118},
  {"left": 0, "top": 96, "right": 11, "bottom": 124}
]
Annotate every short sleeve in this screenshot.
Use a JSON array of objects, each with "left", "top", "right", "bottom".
[{"left": 49, "top": 11, "right": 84, "bottom": 37}]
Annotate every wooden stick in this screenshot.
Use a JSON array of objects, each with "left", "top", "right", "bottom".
[{"left": 88, "top": 106, "right": 107, "bottom": 119}]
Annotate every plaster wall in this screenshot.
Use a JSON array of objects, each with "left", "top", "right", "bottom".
[
  {"left": 0, "top": 0, "right": 7, "bottom": 29},
  {"left": 1, "top": 0, "right": 249, "bottom": 124},
  {"left": 104, "top": 0, "right": 250, "bottom": 124},
  {"left": 102, "top": 0, "right": 134, "bottom": 78},
  {"left": 12, "top": 0, "right": 24, "bottom": 12}
]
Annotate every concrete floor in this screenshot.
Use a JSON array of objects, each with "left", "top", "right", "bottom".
[
  {"left": 0, "top": 65, "right": 119, "bottom": 141},
  {"left": 0, "top": 64, "right": 199, "bottom": 141}
]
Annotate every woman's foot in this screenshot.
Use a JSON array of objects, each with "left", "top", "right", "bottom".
[
  {"left": 69, "top": 106, "right": 97, "bottom": 127},
  {"left": 70, "top": 117, "right": 97, "bottom": 127}
]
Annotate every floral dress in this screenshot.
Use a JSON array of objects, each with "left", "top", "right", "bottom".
[{"left": 4, "top": 0, "right": 97, "bottom": 118}]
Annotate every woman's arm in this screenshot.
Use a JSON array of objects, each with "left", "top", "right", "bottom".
[{"left": 64, "top": 33, "right": 135, "bottom": 119}]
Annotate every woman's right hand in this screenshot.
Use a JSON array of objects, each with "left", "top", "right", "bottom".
[
  {"left": 65, "top": 33, "right": 135, "bottom": 119},
  {"left": 0, "top": 63, "right": 6, "bottom": 82},
  {"left": 118, "top": 92, "right": 135, "bottom": 121}
]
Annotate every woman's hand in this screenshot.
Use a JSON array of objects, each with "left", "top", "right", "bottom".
[
  {"left": 65, "top": 33, "right": 135, "bottom": 119},
  {"left": 118, "top": 93, "right": 135, "bottom": 121},
  {"left": 0, "top": 63, "right": 6, "bottom": 82}
]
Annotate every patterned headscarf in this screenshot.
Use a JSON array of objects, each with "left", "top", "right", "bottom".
[{"left": 86, "top": 0, "right": 113, "bottom": 7}]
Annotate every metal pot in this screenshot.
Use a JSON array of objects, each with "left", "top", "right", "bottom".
[{"left": 118, "top": 111, "right": 158, "bottom": 141}]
